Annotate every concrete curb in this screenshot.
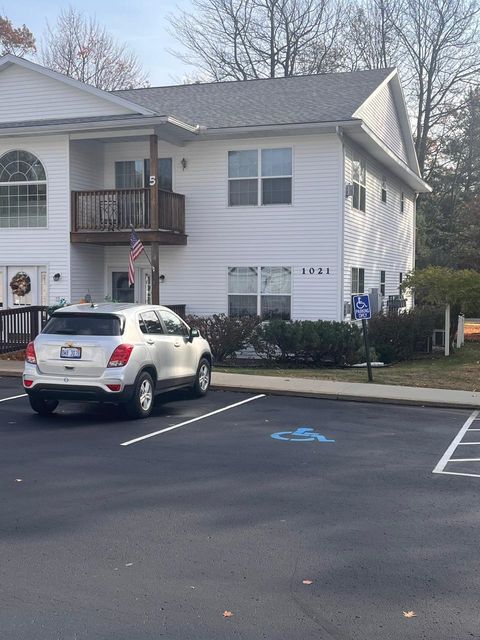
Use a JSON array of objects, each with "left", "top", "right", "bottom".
[
  {"left": 0, "top": 370, "right": 23, "bottom": 378},
  {"left": 1, "top": 365, "right": 478, "bottom": 411},
  {"left": 210, "top": 382, "right": 480, "bottom": 410}
]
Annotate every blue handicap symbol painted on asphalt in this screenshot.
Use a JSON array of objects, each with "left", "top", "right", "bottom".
[{"left": 271, "top": 427, "right": 335, "bottom": 442}]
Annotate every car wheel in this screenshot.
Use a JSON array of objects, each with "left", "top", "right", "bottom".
[
  {"left": 126, "top": 371, "right": 155, "bottom": 419},
  {"left": 192, "top": 358, "right": 211, "bottom": 397},
  {"left": 29, "top": 396, "right": 58, "bottom": 416}
]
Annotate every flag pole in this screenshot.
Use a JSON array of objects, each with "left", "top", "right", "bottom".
[{"left": 131, "top": 226, "right": 155, "bottom": 271}]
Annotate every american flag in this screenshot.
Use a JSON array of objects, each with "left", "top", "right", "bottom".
[{"left": 128, "top": 229, "right": 144, "bottom": 286}]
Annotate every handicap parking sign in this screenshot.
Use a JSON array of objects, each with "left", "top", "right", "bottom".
[{"left": 352, "top": 294, "right": 371, "bottom": 320}]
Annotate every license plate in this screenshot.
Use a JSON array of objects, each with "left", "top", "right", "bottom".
[{"left": 60, "top": 347, "right": 82, "bottom": 359}]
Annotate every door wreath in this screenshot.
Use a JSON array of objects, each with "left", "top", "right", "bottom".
[{"left": 9, "top": 271, "right": 31, "bottom": 297}]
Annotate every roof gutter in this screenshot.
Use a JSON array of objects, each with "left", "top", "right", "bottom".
[
  {"left": 0, "top": 115, "right": 201, "bottom": 137},
  {"left": 198, "top": 119, "right": 361, "bottom": 137},
  {"left": 358, "top": 122, "right": 431, "bottom": 192}
]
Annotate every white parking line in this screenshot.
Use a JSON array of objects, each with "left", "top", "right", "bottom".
[
  {"left": 0, "top": 393, "right": 27, "bottom": 403},
  {"left": 121, "top": 394, "right": 266, "bottom": 447},
  {"left": 433, "top": 410, "right": 480, "bottom": 477}
]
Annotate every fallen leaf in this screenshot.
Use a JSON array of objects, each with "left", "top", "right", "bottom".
[
  {"left": 302, "top": 579, "right": 313, "bottom": 585},
  {"left": 15, "top": 479, "right": 22, "bottom": 482},
  {"left": 125, "top": 563, "right": 133, "bottom": 567},
  {"left": 403, "top": 611, "right": 416, "bottom": 618},
  {"left": 223, "top": 611, "right": 234, "bottom": 618}
]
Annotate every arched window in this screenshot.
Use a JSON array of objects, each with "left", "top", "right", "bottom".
[{"left": 0, "top": 151, "right": 47, "bottom": 228}]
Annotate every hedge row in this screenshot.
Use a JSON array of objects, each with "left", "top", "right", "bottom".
[{"left": 187, "top": 307, "right": 442, "bottom": 365}]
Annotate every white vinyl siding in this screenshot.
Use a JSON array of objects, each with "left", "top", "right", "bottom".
[
  {"left": 0, "top": 135, "right": 70, "bottom": 303},
  {"left": 356, "top": 81, "right": 408, "bottom": 164},
  {"left": 70, "top": 245, "right": 105, "bottom": 304},
  {"left": 0, "top": 64, "right": 133, "bottom": 123},
  {"left": 103, "top": 134, "right": 342, "bottom": 321},
  {"left": 343, "top": 141, "right": 415, "bottom": 314}
]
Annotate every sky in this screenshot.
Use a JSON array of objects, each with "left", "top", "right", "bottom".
[{"left": 6, "top": 0, "right": 194, "bottom": 86}]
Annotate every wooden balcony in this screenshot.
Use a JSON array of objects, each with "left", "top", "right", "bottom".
[{"left": 70, "top": 188, "right": 187, "bottom": 245}]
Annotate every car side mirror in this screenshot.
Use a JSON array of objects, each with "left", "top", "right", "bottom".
[{"left": 189, "top": 327, "right": 200, "bottom": 342}]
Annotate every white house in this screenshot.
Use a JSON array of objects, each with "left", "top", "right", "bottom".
[{"left": 0, "top": 54, "right": 429, "bottom": 320}]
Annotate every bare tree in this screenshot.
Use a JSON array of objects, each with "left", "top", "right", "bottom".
[
  {"left": 343, "top": 0, "right": 399, "bottom": 70},
  {"left": 41, "top": 7, "right": 148, "bottom": 90},
  {"left": 0, "top": 15, "right": 35, "bottom": 57},
  {"left": 347, "top": 0, "right": 480, "bottom": 175},
  {"left": 168, "top": 0, "right": 345, "bottom": 81},
  {"left": 395, "top": 0, "right": 480, "bottom": 174}
]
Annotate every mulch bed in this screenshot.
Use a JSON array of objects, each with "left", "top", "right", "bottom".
[{"left": 0, "top": 350, "right": 25, "bottom": 361}]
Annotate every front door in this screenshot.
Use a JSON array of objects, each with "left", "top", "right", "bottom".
[
  {"left": 111, "top": 271, "right": 134, "bottom": 303},
  {"left": 6, "top": 266, "right": 47, "bottom": 308}
]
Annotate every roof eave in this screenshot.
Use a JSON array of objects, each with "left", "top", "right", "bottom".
[
  {"left": 0, "top": 115, "right": 200, "bottom": 140},
  {"left": 350, "top": 122, "right": 430, "bottom": 192},
  {"left": 197, "top": 119, "right": 361, "bottom": 139}
]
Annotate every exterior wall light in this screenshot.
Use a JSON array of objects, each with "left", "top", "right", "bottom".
[
  {"left": 345, "top": 184, "right": 354, "bottom": 198},
  {"left": 53, "top": 273, "right": 61, "bottom": 281},
  {"left": 181, "top": 158, "right": 187, "bottom": 170}
]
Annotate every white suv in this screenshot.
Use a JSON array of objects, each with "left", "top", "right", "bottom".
[{"left": 23, "top": 303, "right": 212, "bottom": 419}]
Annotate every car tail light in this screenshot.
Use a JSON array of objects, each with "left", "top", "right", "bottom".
[
  {"left": 107, "top": 344, "right": 134, "bottom": 368},
  {"left": 106, "top": 384, "right": 121, "bottom": 392},
  {"left": 25, "top": 342, "right": 37, "bottom": 364},
  {"left": 23, "top": 379, "right": 33, "bottom": 388}
]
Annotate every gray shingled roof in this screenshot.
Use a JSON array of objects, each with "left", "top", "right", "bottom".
[{"left": 113, "top": 68, "right": 393, "bottom": 129}]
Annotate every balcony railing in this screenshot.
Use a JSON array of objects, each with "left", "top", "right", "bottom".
[{"left": 71, "top": 188, "right": 185, "bottom": 234}]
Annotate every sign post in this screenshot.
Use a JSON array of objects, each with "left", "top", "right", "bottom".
[{"left": 352, "top": 293, "right": 373, "bottom": 382}]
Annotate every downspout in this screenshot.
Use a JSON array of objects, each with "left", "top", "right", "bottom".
[{"left": 336, "top": 126, "right": 346, "bottom": 322}]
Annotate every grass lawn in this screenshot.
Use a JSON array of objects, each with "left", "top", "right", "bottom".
[{"left": 215, "top": 341, "right": 480, "bottom": 392}]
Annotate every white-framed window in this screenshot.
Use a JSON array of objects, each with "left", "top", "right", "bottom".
[
  {"left": 352, "top": 153, "right": 366, "bottom": 212},
  {"left": 228, "top": 148, "right": 292, "bottom": 206},
  {"left": 381, "top": 176, "right": 387, "bottom": 203},
  {"left": 400, "top": 192, "right": 405, "bottom": 213},
  {"left": 351, "top": 267, "right": 365, "bottom": 294},
  {"left": 228, "top": 266, "right": 292, "bottom": 319},
  {"left": 380, "top": 270, "right": 386, "bottom": 296},
  {"left": 0, "top": 150, "right": 47, "bottom": 228}
]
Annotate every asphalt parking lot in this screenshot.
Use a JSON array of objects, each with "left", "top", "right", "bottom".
[{"left": 1, "top": 377, "right": 479, "bottom": 640}]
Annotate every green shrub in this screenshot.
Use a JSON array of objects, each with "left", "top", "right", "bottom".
[
  {"left": 185, "top": 313, "right": 261, "bottom": 362},
  {"left": 368, "top": 306, "right": 442, "bottom": 363},
  {"left": 252, "top": 319, "right": 362, "bottom": 366}
]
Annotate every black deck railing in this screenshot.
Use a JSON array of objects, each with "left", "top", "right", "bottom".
[{"left": 0, "top": 306, "right": 48, "bottom": 354}]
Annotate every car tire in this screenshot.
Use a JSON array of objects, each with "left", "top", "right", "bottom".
[
  {"left": 126, "top": 371, "right": 155, "bottom": 419},
  {"left": 192, "top": 358, "right": 211, "bottom": 398},
  {"left": 29, "top": 396, "right": 58, "bottom": 416}
]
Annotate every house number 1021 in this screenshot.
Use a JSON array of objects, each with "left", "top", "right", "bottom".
[{"left": 302, "top": 267, "right": 330, "bottom": 275}]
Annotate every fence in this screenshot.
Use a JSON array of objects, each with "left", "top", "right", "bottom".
[{"left": 0, "top": 306, "right": 48, "bottom": 354}]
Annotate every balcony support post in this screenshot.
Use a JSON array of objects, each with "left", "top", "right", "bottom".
[{"left": 149, "top": 134, "right": 160, "bottom": 305}]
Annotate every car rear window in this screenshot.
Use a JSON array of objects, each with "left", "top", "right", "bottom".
[{"left": 42, "top": 314, "right": 122, "bottom": 336}]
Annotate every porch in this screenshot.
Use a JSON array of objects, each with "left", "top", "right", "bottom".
[{"left": 70, "top": 187, "right": 186, "bottom": 245}]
